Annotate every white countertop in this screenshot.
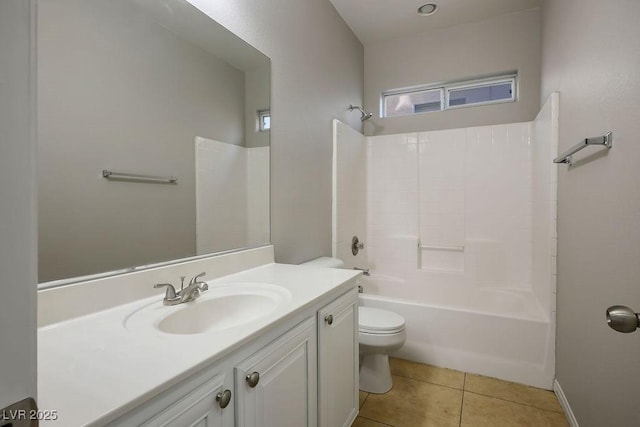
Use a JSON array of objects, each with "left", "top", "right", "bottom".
[{"left": 38, "top": 263, "right": 359, "bottom": 426}]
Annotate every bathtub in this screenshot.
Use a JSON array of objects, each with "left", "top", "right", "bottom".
[{"left": 358, "top": 275, "right": 555, "bottom": 389}]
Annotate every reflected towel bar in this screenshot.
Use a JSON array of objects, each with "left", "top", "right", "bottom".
[
  {"left": 102, "top": 170, "right": 178, "bottom": 184},
  {"left": 553, "top": 131, "right": 612, "bottom": 166}
]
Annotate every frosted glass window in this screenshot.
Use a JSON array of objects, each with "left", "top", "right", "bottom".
[{"left": 384, "top": 88, "right": 443, "bottom": 117}]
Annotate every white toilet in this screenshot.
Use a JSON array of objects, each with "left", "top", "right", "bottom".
[
  {"left": 358, "top": 306, "right": 406, "bottom": 393},
  {"left": 300, "top": 257, "right": 406, "bottom": 394}
]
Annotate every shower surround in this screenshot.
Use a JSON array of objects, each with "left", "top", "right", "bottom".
[{"left": 333, "top": 94, "right": 559, "bottom": 388}]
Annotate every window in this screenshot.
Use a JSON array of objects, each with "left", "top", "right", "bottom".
[
  {"left": 384, "top": 88, "right": 442, "bottom": 117},
  {"left": 258, "top": 110, "right": 271, "bottom": 131},
  {"left": 447, "top": 78, "right": 515, "bottom": 109},
  {"left": 382, "top": 74, "right": 516, "bottom": 118}
]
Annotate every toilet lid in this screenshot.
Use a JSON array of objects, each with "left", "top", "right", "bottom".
[{"left": 359, "top": 306, "right": 405, "bottom": 334}]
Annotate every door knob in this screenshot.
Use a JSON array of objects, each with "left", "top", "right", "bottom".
[
  {"left": 325, "top": 314, "right": 334, "bottom": 325},
  {"left": 606, "top": 305, "right": 640, "bottom": 333}
]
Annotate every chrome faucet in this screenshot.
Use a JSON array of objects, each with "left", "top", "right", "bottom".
[{"left": 153, "top": 272, "right": 208, "bottom": 306}]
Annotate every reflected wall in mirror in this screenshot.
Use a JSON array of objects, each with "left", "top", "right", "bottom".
[{"left": 38, "top": 0, "right": 270, "bottom": 284}]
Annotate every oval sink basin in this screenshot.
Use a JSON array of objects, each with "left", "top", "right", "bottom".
[
  {"left": 158, "top": 293, "right": 279, "bottom": 335},
  {"left": 125, "top": 283, "right": 292, "bottom": 335}
]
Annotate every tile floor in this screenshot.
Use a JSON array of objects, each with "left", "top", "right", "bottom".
[{"left": 354, "top": 358, "right": 569, "bottom": 427}]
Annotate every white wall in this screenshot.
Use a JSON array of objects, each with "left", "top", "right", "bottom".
[
  {"left": 364, "top": 8, "right": 541, "bottom": 136},
  {"left": 196, "top": 138, "right": 270, "bottom": 254},
  {"left": 366, "top": 133, "right": 418, "bottom": 280},
  {"left": 195, "top": 137, "right": 248, "bottom": 254},
  {"left": 332, "top": 120, "right": 367, "bottom": 268},
  {"left": 189, "top": 0, "right": 364, "bottom": 264},
  {"left": 541, "top": 0, "right": 640, "bottom": 425},
  {"left": 0, "top": 0, "right": 37, "bottom": 407},
  {"left": 532, "top": 93, "right": 559, "bottom": 320},
  {"left": 246, "top": 146, "right": 271, "bottom": 247},
  {"left": 366, "top": 123, "right": 543, "bottom": 300},
  {"left": 245, "top": 65, "right": 271, "bottom": 148},
  {"left": 463, "top": 123, "right": 532, "bottom": 289}
]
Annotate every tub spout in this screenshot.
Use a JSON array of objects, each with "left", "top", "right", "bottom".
[{"left": 354, "top": 267, "right": 370, "bottom": 276}]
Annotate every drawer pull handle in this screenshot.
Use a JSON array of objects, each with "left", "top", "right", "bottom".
[
  {"left": 325, "top": 314, "right": 333, "bottom": 325},
  {"left": 246, "top": 371, "right": 260, "bottom": 388},
  {"left": 216, "top": 389, "right": 232, "bottom": 408}
]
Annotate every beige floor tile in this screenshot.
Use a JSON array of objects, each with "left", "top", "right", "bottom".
[
  {"left": 461, "top": 392, "right": 569, "bottom": 427},
  {"left": 390, "top": 358, "right": 465, "bottom": 389},
  {"left": 465, "top": 373, "right": 563, "bottom": 412},
  {"left": 352, "top": 416, "right": 393, "bottom": 427},
  {"left": 359, "top": 390, "right": 369, "bottom": 409},
  {"left": 360, "top": 375, "right": 462, "bottom": 427}
]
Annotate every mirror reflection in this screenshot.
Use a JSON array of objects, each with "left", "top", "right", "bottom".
[{"left": 37, "top": 0, "right": 271, "bottom": 284}]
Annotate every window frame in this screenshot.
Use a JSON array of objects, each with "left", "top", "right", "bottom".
[{"left": 381, "top": 73, "right": 517, "bottom": 118}]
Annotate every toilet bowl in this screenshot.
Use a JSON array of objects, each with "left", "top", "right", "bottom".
[
  {"left": 358, "top": 306, "right": 406, "bottom": 393},
  {"left": 300, "top": 257, "right": 407, "bottom": 394}
]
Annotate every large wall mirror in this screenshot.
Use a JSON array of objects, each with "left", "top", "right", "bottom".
[{"left": 38, "top": 0, "right": 270, "bottom": 286}]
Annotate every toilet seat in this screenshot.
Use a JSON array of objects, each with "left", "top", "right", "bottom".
[{"left": 359, "top": 306, "right": 405, "bottom": 334}]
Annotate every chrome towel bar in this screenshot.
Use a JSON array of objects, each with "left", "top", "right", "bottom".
[
  {"left": 102, "top": 170, "right": 177, "bottom": 184},
  {"left": 553, "top": 131, "right": 612, "bottom": 166}
]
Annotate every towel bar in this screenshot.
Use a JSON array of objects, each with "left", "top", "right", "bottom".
[
  {"left": 553, "top": 131, "right": 612, "bottom": 166},
  {"left": 102, "top": 170, "right": 177, "bottom": 183}
]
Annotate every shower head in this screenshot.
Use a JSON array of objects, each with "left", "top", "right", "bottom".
[{"left": 349, "top": 104, "right": 373, "bottom": 121}]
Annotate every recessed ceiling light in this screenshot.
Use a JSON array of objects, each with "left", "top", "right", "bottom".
[{"left": 417, "top": 3, "right": 438, "bottom": 16}]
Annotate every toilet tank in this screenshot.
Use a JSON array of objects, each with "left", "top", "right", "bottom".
[{"left": 300, "top": 257, "right": 345, "bottom": 268}]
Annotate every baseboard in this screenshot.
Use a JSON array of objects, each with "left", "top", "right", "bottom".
[{"left": 554, "top": 379, "right": 579, "bottom": 427}]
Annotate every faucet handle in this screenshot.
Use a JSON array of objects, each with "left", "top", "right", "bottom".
[
  {"left": 190, "top": 272, "right": 206, "bottom": 284},
  {"left": 189, "top": 271, "right": 209, "bottom": 292},
  {"left": 154, "top": 283, "right": 177, "bottom": 299},
  {"left": 190, "top": 272, "right": 208, "bottom": 292}
]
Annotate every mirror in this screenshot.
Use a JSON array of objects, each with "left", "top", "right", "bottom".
[{"left": 37, "top": 0, "right": 270, "bottom": 285}]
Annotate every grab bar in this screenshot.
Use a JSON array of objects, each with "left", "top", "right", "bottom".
[
  {"left": 102, "top": 170, "right": 177, "bottom": 184},
  {"left": 553, "top": 131, "right": 612, "bottom": 166}
]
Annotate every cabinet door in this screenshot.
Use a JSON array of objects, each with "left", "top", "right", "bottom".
[
  {"left": 235, "top": 318, "right": 317, "bottom": 427},
  {"left": 318, "top": 288, "right": 358, "bottom": 427},
  {"left": 138, "top": 373, "right": 232, "bottom": 427}
]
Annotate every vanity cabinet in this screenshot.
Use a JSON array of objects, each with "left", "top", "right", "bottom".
[
  {"left": 318, "top": 288, "right": 359, "bottom": 427},
  {"left": 235, "top": 318, "right": 317, "bottom": 427},
  {"left": 108, "top": 285, "right": 357, "bottom": 427}
]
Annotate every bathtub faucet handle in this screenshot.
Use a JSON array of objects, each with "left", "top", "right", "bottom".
[
  {"left": 352, "top": 236, "right": 365, "bottom": 255},
  {"left": 354, "top": 267, "right": 370, "bottom": 276}
]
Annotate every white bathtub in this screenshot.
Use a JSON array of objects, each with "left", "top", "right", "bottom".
[{"left": 358, "top": 275, "right": 555, "bottom": 389}]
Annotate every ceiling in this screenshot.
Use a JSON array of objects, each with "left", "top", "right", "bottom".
[{"left": 328, "top": 0, "right": 541, "bottom": 45}]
